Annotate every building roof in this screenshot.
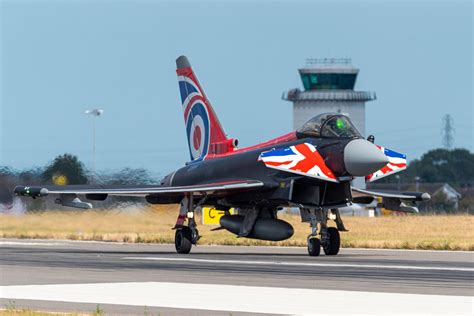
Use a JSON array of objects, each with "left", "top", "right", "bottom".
[
  {"left": 433, "top": 183, "right": 462, "bottom": 200},
  {"left": 300, "top": 58, "right": 359, "bottom": 74},
  {"left": 283, "top": 89, "right": 376, "bottom": 102}
]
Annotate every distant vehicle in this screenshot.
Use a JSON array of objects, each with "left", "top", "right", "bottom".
[{"left": 15, "top": 56, "right": 429, "bottom": 256}]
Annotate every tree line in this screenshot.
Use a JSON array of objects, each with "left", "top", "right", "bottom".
[
  {"left": 0, "top": 153, "right": 157, "bottom": 209},
  {"left": 1, "top": 149, "right": 473, "bottom": 213},
  {"left": 378, "top": 148, "right": 474, "bottom": 187}
]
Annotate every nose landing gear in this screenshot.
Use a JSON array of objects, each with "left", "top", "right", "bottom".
[{"left": 305, "top": 208, "right": 344, "bottom": 256}]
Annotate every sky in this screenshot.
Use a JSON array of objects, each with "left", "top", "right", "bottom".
[{"left": 1, "top": 0, "right": 472, "bottom": 176}]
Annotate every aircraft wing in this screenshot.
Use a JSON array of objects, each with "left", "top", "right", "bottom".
[
  {"left": 14, "top": 180, "right": 265, "bottom": 209},
  {"left": 351, "top": 187, "right": 431, "bottom": 213},
  {"left": 14, "top": 180, "right": 264, "bottom": 197}
]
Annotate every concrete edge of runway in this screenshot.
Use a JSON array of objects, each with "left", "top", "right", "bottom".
[{"left": 1, "top": 237, "right": 473, "bottom": 315}]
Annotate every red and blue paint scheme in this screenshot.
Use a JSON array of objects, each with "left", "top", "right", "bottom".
[
  {"left": 259, "top": 143, "right": 338, "bottom": 183},
  {"left": 14, "top": 55, "right": 429, "bottom": 256},
  {"left": 366, "top": 146, "right": 407, "bottom": 182},
  {"left": 176, "top": 56, "right": 297, "bottom": 162},
  {"left": 177, "top": 59, "right": 231, "bottom": 162}
]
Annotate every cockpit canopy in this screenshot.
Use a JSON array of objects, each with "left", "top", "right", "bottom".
[{"left": 297, "top": 113, "right": 362, "bottom": 139}]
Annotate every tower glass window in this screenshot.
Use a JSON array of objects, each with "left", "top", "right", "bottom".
[{"left": 300, "top": 73, "right": 357, "bottom": 91}]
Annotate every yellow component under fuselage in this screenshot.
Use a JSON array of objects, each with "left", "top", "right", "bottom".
[{"left": 202, "top": 207, "right": 234, "bottom": 225}]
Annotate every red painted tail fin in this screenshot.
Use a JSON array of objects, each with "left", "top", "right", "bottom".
[{"left": 176, "top": 56, "right": 236, "bottom": 161}]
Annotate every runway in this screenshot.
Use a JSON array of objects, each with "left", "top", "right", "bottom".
[{"left": 1, "top": 239, "right": 473, "bottom": 314}]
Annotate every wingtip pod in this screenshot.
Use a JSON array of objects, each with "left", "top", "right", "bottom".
[
  {"left": 366, "top": 146, "right": 407, "bottom": 182},
  {"left": 14, "top": 186, "right": 49, "bottom": 198},
  {"left": 421, "top": 192, "right": 431, "bottom": 201},
  {"left": 176, "top": 55, "right": 191, "bottom": 69},
  {"left": 259, "top": 143, "right": 338, "bottom": 183}
]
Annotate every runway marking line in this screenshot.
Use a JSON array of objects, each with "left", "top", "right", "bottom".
[
  {"left": 122, "top": 256, "right": 474, "bottom": 272},
  {"left": 1, "top": 239, "right": 473, "bottom": 253},
  {"left": 1, "top": 282, "right": 472, "bottom": 315},
  {"left": 0, "top": 241, "right": 67, "bottom": 246}
]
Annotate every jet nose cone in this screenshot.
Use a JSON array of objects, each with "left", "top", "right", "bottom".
[{"left": 344, "top": 139, "right": 389, "bottom": 176}]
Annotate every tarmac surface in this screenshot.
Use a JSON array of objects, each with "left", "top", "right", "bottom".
[{"left": 0, "top": 239, "right": 473, "bottom": 314}]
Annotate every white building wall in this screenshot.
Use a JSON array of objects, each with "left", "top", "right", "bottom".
[{"left": 293, "top": 101, "right": 366, "bottom": 137}]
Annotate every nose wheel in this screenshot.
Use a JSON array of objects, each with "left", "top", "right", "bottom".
[
  {"left": 322, "top": 227, "right": 340, "bottom": 255},
  {"left": 307, "top": 237, "right": 321, "bottom": 256}
]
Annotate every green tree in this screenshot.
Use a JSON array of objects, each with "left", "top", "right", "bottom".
[
  {"left": 103, "top": 167, "right": 155, "bottom": 185},
  {"left": 42, "top": 154, "right": 88, "bottom": 185}
]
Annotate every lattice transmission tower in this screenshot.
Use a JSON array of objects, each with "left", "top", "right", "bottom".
[{"left": 442, "top": 114, "right": 455, "bottom": 149}]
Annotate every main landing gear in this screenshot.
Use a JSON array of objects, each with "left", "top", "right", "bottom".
[
  {"left": 174, "top": 193, "right": 201, "bottom": 254},
  {"left": 306, "top": 208, "right": 347, "bottom": 257},
  {"left": 175, "top": 227, "right": 193, "bottom": 254}
]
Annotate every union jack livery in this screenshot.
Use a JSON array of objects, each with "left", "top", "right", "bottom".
[
  {"left": 366, "top": 146, "right": 407, "bottom": 182},
  {"left": 15, "top": 55, "right": 429, "bottom": 257},
  {"left": 259, "top": 143, "right": 338, "bottom": 183}
]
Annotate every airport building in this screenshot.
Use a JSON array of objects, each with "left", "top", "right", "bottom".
[{"left": 283, "top": 58, "right": 376, "bottom": 137}]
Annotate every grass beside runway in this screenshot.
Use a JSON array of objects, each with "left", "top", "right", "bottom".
[
  {"left": 0, "top": 311, "right": 92, "bottom": 316},
  {"left": 1, "top": 301, "right": 103, "bottom": 315},
  {"left": 1, "top": 307, "right": 98, "bottom": 316},
  {"left": 1, "top": 206, "right": 473, "bottom": 250}
]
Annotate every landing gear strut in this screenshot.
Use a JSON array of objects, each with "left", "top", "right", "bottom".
[
  {"left": 305, "top": 208, "right": 344, "bottom": 256},
  {"left": 173, "top": 193, "right": 203, "bottom": 254}
]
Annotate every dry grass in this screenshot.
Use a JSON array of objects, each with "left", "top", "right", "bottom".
[
  {"left": 1, "top": 205, "right": 473, "bottom": 250},
  {"left": 0, "top": 311, "right": 87, "bottom": 316},
  {"left": 1, "top": 301, "right": 101, "bottom": 315}
]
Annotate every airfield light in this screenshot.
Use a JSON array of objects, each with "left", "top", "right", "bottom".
[{"left": 85, "top": 108, "right": 104, "bottom": 180}]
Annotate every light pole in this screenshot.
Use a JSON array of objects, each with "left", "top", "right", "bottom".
[
  {"left": 415, "top": 176, "right": 420, "bottom": 192},
  {"left": 395, "top": 175, "right": 401, "bottom": 191},
  {"left": 85, "top": 109, "right": 103, "bottom": 178}
]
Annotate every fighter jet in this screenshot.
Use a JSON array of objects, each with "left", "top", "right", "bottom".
[{"left": 14, "top": 56, "right": 430, "bottom": 256}]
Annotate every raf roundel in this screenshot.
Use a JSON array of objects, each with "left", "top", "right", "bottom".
[
  {"left": 186, "top": 101, "right": 210, "bottom": 161},
  {"left": 192, "top": 125, "right": 202, "bottom": 151}
]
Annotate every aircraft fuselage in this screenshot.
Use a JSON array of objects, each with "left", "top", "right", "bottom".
[{"left": 155, "top": 136, "right": 353, "bottom": 210}]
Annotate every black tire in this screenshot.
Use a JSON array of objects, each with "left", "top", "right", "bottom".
[
  {"left": 307, "top": 237, "right": 321, "bottom": 256},
  {"left": 323, "top": 227, "right": 340, "bottom": 256},
  {"left": 175, "top": 227, "right": 192, "bottom": 254},
  {"left": 191, "top": 228, "right": 200, "bottom": 244}
]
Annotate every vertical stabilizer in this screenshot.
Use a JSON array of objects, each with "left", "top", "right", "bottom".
[{"left": 176, "top": 56, "right": 232, "bottom": 161}]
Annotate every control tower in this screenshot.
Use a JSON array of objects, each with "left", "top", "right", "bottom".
[{"left": 283, "top": 58, "right": 376, "bottom": 136}]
